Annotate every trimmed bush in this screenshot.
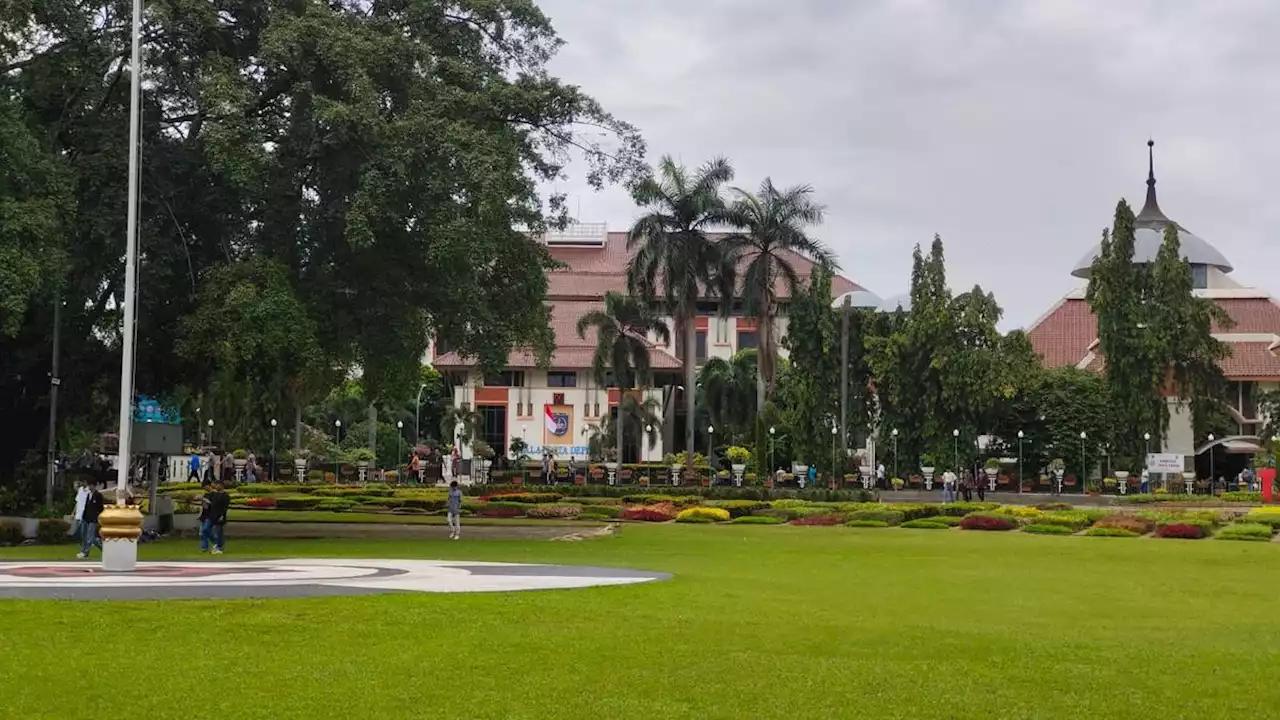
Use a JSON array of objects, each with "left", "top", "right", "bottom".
[
  {"left": 675, "top": 515, "right": 714, "bottom": 523},
  {"left": 1022, "top": 523, "right": 1073, "bottom": 536},
  {"left": 622, "top": 493, "right": 702, "bottom": 507},
  {"left": 676, "top": 507, "right": 731, "bottom": 523},
  {"left": 1216, "top": 523, "right": 1274, "bottom": 542},
  {"left": 240, "top": 497, "right": 276, "bottom": 509},
  {"left": 1084, "top": 527, "right": 1140, "bottom": 538},
  {"left": 1092, "top": 514, "right": 1154, "bottom": 535},
  {"left": 581, "top": 504, "right": 622, "bottom": 518},
  {"left": 896, "top": 503, "right": 941, "bottom": 521},
  {"left": 928, "top": 515, "right": 963, "bottom": 527},
  {"left": 1138, "top": 509, "right": 1223, "bottom": 529},
  {"left": 790, "top": 514, "right": 846, "bottom": 526},
  {"left": 705, "top": 500, "right": 770, "bottom": 518},
  {"left": 1035, "top": 511, "right": 1091, "bottom": 531},
  {"left": 845, "top": 519, "right": 889, "bottom": 528},
  {"left": 1033, "top": 502, "right": 1075, "bottom": 512},
  {"left": 1155, "top": 523, "right": 1208, "bottom": 539},
  {"left": 901, "top": 519, "right": 950, "bottom": 530},
  {"left": 848, "top": 510, "right": 905, "bottom": 526},
  {"left": 0, "top": 521, "right": 24, "bottom": 545},
  {"left": 36, "top": 518, "right": 71, "bottom": 544},
  {"left": 730, "top": 515, "right": 783, "bottom": 525},
  {"left": 479, "top": 491, "right": 563, "bottom": 504},
  {"left": 992, "top": 505, "right": 1044, "bottom": 522},
  {"left": 316, "top": 499, "right": 356, "bottom": 512},
  {"left": 939, "top": 502, "right": 999, "bottom": 517},
  {"left": 620, "top": 504, "right": 677, "bottom": 522},
  {"left": 577, "top": 512, "right": 613, "bottom": 521},
  {"left": 273, "top": 495, "right": 324, "bottom": 510},
  {"left": 960, "top": 513, "right": 1017, "bottom": 531},
  {"left": 1242, "top": 508, "right": 1280, "bottom": 529},
  {"left": 526, "top": 504, "right": 582, "bottom": 519},
  {"left": 1221, "top": 491, "right": 1263, "bottom": 503}
]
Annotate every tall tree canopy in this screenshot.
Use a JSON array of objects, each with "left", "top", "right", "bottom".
[{"left": 0, "top": 0, "right": 644, "bottom": 483}]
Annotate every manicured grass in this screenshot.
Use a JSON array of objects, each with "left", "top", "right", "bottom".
[
  {"left": 4, "top": 526, "right": 1280, "bottom": 718},
  {"left": 227, "top": 509, "right": 603, "bottom": 526}
]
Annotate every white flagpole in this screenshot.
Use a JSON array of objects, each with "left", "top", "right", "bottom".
[{"left": 114, "top": 0, "right": 143, "bottom": 503}]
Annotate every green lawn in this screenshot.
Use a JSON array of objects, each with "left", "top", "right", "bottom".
[{"left": 3, "top": 526, "right": 1279, "bottom": 719}]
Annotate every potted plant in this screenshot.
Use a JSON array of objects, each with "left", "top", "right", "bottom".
[
  {"left": 347, "top": 448, "right": 376, "bottom": 483},
  {"left": 891, "top": 477, "right": 905, "bottom": 490},
  {"left": 983, "top": 457, "right": 1000, "bottom": 490},
  {"left": 726, "top": 446, "right": 752, "bottom": 487},
  {"left": 232, "top": 448, "right": 249, "bottom": 482},
  {"left": 919, "top": 454, "right": 936, "bottom": 490}
]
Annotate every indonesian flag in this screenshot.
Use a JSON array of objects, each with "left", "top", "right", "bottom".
[{"left": 545, "top": 404, "right": 558, "bottom": 434}]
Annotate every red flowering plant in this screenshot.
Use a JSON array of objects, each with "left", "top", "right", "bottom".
[
  {"left": 620, "top": 503, "right": 677, "bottom": 522},
  {"left": 243, "top": 497, "right": 276, "bottom": 509},
  {"left": 1155, "top": 523, "right": 1207, "bottom": 539},
  {"left": 791, "top": 514, "right": 846, "bottom": 526},
  {"left": 476, "top": 505, "right": 525, "bottom": 518},
  {"left": 959, "top": 513, "right": 1017, "bottom": 531}
]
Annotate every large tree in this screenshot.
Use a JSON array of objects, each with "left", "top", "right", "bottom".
[
  {"left": 576, "top": 292, "right": 670, "bottom": 465},
  {"left": 720, "top": 178, "right": 834, "bottom": 412},
  {"left": 780, "top": 265, "right": 839, "bottom": 476},
  {"left": 0, "top": 0, "right": 644, "bottom": 489},
  {"left": 626, "top": 156, "right": 735, "bottom": 469}
]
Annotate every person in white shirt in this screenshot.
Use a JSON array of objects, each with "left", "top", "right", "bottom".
[
  {"left": 942, "top": 469, "right": 957, "bottom": 503},
  {"left": 72, "top": 481, "right": 90, "bottom": 541},
  {"left": 876, "top": 463, "right": 885, "bottom": 488}
]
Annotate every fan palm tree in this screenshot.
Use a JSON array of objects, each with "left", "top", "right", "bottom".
[
  {"left": 627, "top": 156, "right": 737, "bottom": 470},
  {"left": 697, "top": 350, "right": 757, "bottom": 444},
  {"left": 577, "top": 292, "right": 671, "bottom": 465},
  {"left": 721, "top": 178, "right": 834, "bottom": 412}
]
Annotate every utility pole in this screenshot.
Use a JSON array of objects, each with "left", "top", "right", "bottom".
[
  {"left": 839, "top": 296, "right": 850, "bottom": 482},
  {"left": 45, "top": 296, "right": 62, "bottom": 509}
]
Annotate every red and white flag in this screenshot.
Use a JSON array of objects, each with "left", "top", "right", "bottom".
[{"left": 544, "top": 404, "right": 558, "bottom": 434}]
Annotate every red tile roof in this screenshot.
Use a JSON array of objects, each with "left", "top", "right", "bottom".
[
  {"left": 433, "top": 299, "right": 681, "bottom": 371},
  {"left": 1027, "top": 296, "right": 1280, "bottom": 377}
]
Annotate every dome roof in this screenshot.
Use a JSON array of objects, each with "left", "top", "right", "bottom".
[
  {"left": 1072, "top": 140, "right": 1233, "bottom": 279},
  {"left": 832, "top": 289, "right": 883, "bottom": 309},
  {"left": 879, "top": 293, "right": 912, "bottom": 313}
]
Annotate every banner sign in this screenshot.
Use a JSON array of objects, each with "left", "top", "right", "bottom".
[
  {"left": 1146, "top": 453, "right": 1185, "bottom": 473},
  {"left": 543, "top": 404, "right": 573, "bottom": 445}
]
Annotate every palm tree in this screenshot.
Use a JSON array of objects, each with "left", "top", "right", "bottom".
[
  {"left": 577, "top": 292, "right": 671, "bottom": 465},
  {"left": 582, "top": 396, "right": 664, "bottom": 463},
  {"left": 721, "top": 178, "right": 834, "bottom": 412},
  {"left": 697, "top": 350, "right": 757, "bottom": 444},
  {"left": 627, "top": 156, "right": 736, "bottom": 470}
]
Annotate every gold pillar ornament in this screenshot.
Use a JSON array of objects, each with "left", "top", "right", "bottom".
[{"left": 98, "top": 504, "right": 144, "bottom": 541}]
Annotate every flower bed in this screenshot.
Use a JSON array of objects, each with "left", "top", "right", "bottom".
[
  {"left": 526, "top": 504, "right": 583, "bottom": 519},
  {"left": 1215, "top": 523, "right": 1274, "bottom": 542},
  {"left": 960, "top": 513, "right": 1017, "bottom": 531},
  {"left": 939, "top": 502, "right": 999, "bottom": 517},
  {"left": 1022, "top": 523, "right": 1073, "bottom": 536},
  {"left": 1242, "top": 508, "right": 1280, "bottom": 529},
  {"left": 620, "top": 504, "right": 678, "bottom": 522},
  {"left": 676, "top": 507, "right": 731, "bottom": 523},
  {"left": 1083, "top": 527, "right": 1140, "bottom": 538},
  {"left": 845, "top": 519, "right": 889, "bottom": 528},
  {"left": 847, "top": 510, "right": 905, "bottom": 526},
  {"left": 705, "top": 500, "right": 770, "bottom": 518},
  {"left": 1154, "top": 523, "right": 1208, "bottom": 539},
  {"left": 901, "top": 519, "right": 950, "bottom": 530},
  {"left": 1092, "top": 514, "right": 1154, "bottom": 535},
  {"left": 731, "top": 515, "right": 783, "bottom": 525},
  {"left": 790, "top": 514, "right": 846, "bottom": 526}
]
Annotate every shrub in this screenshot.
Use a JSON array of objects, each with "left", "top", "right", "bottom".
[
  {"left": 725, "top": 446, "right": 752, "bottom": 464},
  {"left": 1092, "top": 514, "right": 1154, "bottom": 534},
  {"left": 730, "top": 515, "right": 783, "bottom": 525},
  {"left": 770, "top": 499, "right": 814, "bottom": 510},
  {"left": 1221, "top": 491, "right": 1263, "bottom": 503},
  {"left": 398, "top": 497, "right": 447, "bottom": 511},
  {"left": 676, "top": 507, "right": 731, "bottom": 523},
  {"left": 475, "top": 505, "right": 526, "bottom": 518},
  {"left": 36, "top": 518, "right": 71, "bottom": 544},
  {"left": 273, "top": 495, "right": 324, "bottom": 510},
  {"left": 0, "top": 521, "right": 24, "bottom": 545},
  {"left": 620, "top": 504, "right": 677, "bottom": 522},
  {"left": 1035, "top": 511, "right": 1091, "bottom": 531},
  {"left": 790, "top": 514, "right": 846, "bottom": 526},
  {"left": 1242, "top": 508, "right": 1280, "bottom": 529},
  {"left": 845, "top": 519, "right": 889, "bottom": 528},
  {"left": 1139, "top": 510, "right": 1222, "bottom": 530},
  {"left": 622, "top": 494, "right": 702, "bottom": 507},
  {"left": 676, "top": 515, "right": 714, "bottom": 523},
  {"left": 929, "top": 515, "right": 963, "bottom": 527},
  {"left": 896, "top": 503, "right": 941, "bottom": 521},
  {"left": 1034, "top": 502, "right": 1075, "bottom": 512},
  {"left": 316, "top": 499, "right": 355, "bottom": 512},
  {"left": 577, "top": 513, "right": 613, "bottom": 521},
  {"left": 705, "top": 500, "right": 770, "bottom": 518},
  {"left": 1155, "top": 523, "right": 1208, "bottom": 539},
  {"left": 992, "top": 505, "right": 1044, "bottom": 521},
  {"left": 1216, "top": 523, "right": 1274, "bottom": 541},
  {"left": 581, "top": 504, "right": 622, "bottom": 518},
  {"left": 479, "top": 491, "right": 562, "bottom": 504},
  {"left": 940, "top": 501, "right": 999, "bottom": 517},
  {"left": 1022, "top": 523, "right": 1074, "bottom": 536},
  {"left": 526, "top": 504, "right": 582, "bottom": 519},
  {"left": 848, "top": 510, "right": 905, "bottom": 526},
  {"left": 241, "top": 497, "right": 277, "bottom": 509},
  {"left": 901, "top": 519, "right": 950, "bottom": 530},
  {"left": 960, "top": 513, "right": 1017, "bottom": 531},
  {"left": 1084, "top": 527, "right": 1140, "bottom": 538}
]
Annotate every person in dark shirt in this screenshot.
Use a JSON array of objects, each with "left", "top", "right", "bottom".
[
  {"left": 76, "top": 481, "right": 105, "bottom": 559},
  {"left": 207, "top": 482, "right": 231, "bottom": 554}
]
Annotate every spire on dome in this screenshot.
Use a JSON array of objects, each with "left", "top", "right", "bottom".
[{"left": 1135, "top": 139, "right": 1171, "bottom": 227}]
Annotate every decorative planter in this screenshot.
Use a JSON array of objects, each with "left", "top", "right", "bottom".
[
  {"left": 670, "top": 464, "right": 682, "bottom": 486},
  {"left": 356, "top": 460, "right": 370, "bottom": 484},
  {"left": 293, "top": 457, "right": 308, "bottom": 483},
  {"left": 920, "top": 466, "right": 935, "bottom": 491},
  {"left": 233, "top": 458, "right": 248, "bottom": 483},
  {"left": 1181, "top": 471, "right": 1197, "bottom": 495},
  {"left": 731, "top": 463, "right": 746, "bottom": 487},
  {"left": 1115, "top": 471, "right": 1130, "bottom": 496},
  {"left": 984, "top": 468, "right": 998, "bottom": 491},
  {"left": 605, "top": 462, "right": 618, "bottom": 486},
  {"left": 1052, "top": 468, "right": 1065, "bottom": 494},
  {"left": 858, "top": 464, "right": 873, "bottom": 490}
]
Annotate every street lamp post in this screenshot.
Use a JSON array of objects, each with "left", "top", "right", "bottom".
[
  {"left": 335, "top": 419, "right": 343, "bottom": 483},
  {"left": 270, "top": 418, "right": 277, "bottom": 483},
  {"left": 952, "top": 429, "right": 959, "bottom": 474},
  {"left": 769, "top": 426, "right": 776, "bottom": 476},
  {"left": 1079, "top": 431, "right": 1087, "bottom": 495},
  {"left": 1207, "top": 433, "right": 1216, "bottom": 494},
  {"left": 1144, "top": 431, "right": 1153, "bottom": 493},
  {"left": 207, "top": 419, "right": 214, "bottom": 449},
  {"left": 891, "top": 428, "right": 899, "bottom": 484},
  {"left": 1017, "top": 430, "right": 1024, "bottom": 494},
  {"left": 396, "top": 421, "right": 404, "bottom": 479},
  {"left": 831, "top": 424, "right": 838, "bottom": 487},
  {"left": 414, "top": 383, "right": 428, "bottom": 443},
  {"left": 707, "top": 425, "right": 714, "bottom": 484},
  {"left": 196, "top": 406, "right": 202, "bottom": 447}
]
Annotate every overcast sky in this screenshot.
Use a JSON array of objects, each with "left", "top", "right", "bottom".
[{"left": 534, "top": 0, "right": 1280, "bottom": 329}]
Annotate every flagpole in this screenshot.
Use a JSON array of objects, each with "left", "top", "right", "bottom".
[{"left": 100, "top": 0, "right": 146, "bottom": 571}]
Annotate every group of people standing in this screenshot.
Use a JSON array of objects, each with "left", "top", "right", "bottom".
[
  {"left": 187, "top": 451, "right": 262, "bottom": 485},
  {"left": 941, "top": 469, "right": 987, "bottom": 503}
]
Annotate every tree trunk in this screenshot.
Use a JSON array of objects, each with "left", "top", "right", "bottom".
[
  {"left": 684, "top": 314, "right": 697, "bottom": 470},
  {"left": 757, "top": 306, "right": 770, "bottom": 414},
  {"left": 293, "top": 402, "right": 303, "bottom": 450},
  {"left": 616, "top": 390, "right": 625, "bottom": 466},
  {"left": 367, "top": 403, "right": 377, "bottom": 453}
]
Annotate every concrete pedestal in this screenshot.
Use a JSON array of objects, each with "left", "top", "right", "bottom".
[{"left": 102, "top": 540, "right": 138, "bottom": 572}]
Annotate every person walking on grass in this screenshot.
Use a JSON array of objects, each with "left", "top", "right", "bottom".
[
  {"left": 72, "top": 480, "right": 89, "bottom": 543},
  {"left": 941, "top": 469, "right": 956, "bottom": 504},
  {"left": 199, "top": 482, "right": 230, "bottom": 554},
  {"left": 447, "top": 480, "right": 463, "bottom": 540},
  {"left": 76, "top": 481, "right": 105, "bottom": 559}
]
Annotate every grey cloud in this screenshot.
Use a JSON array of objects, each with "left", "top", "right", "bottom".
[{"left": 537, "top": 0, "right": 1280, "bottom": 328}]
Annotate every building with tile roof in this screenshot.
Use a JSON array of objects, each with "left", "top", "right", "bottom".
[
  {"left": 1027, "top": 142, "right": 1278, "bottom": 464},
  {"left": 430, "top": 223, "right": 866, "bottom": 462}
]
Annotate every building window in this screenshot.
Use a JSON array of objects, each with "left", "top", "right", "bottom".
[
  {"left": 695, "top": 331, "right": 707, "bottom": 363},
  {"left": 478, "top": 405, "right": 507, "bottom": 455},
  {"left": 737, "top": 330, "right": 758, "bottom": 351},
  {"left": 547, "top": 371, "right": 577, "bottom": 388},
  {"left": 434, "top": 334, "right": 455, "bottom": 356},
  {"left": 1190, "top": 264, "right": 1208, "bottom": 289},
  {"left": 484, "top": 371, "right": 524, "bottom": 387}
]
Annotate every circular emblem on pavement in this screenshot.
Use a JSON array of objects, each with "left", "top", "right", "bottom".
[{"left": 0, "top": 559, "right": 669, "bottom": 600}]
